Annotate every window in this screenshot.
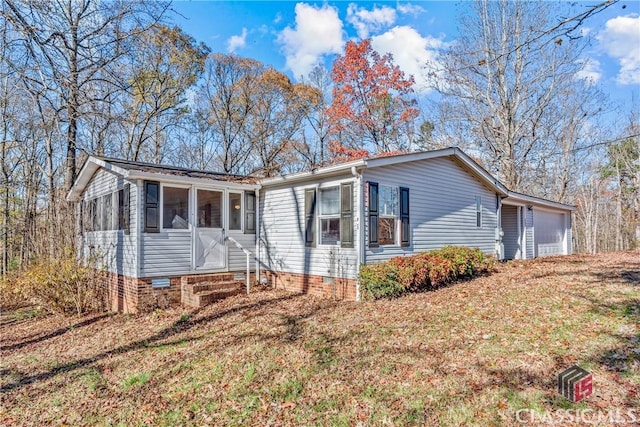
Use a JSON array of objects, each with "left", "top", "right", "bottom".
[
  {"left": 197, "top": 189, "right": 222, "bottom": 228},
  {"left": 144, "top": 181, "right": 159, "bottom": 232},
  {"left": 368, "top": 183, "right": 410, "bottom": 247},
  {"left": 88, "top": 198, "right": 98, "bottom": 232},
  {"left": 305, "top": 184, "right": 353, "bottom": 248},
  {"left": 476, "top": 196, "right": 482, "bottom": 227},
  {"left": 319, "top": 187, "right": 340, "bottom": 245},
  {"left": 229, "top": 193, "right": 242, "bottom": 230},
  {"left": 163, "top": 186, "right": 189, "bottom": 229},
  {"left": 102, "top": 194, "right": 113, "bottom": 230},
  {"left": 379, "top": 185, "right": 398, "bottom": 245},
  {"left": 245, "top": 192, "right": 256, "bottom": 234}
]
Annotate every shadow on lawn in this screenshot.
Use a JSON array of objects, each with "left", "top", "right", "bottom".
[
  {"left": 0, "top": 314, "right": 110, "bottom": 352},
  {"left": 0, "top": 293, "right": 303, "bottom": 394},
  {"left": 593, "top": 267, "right": 640, "bottom": 286}
]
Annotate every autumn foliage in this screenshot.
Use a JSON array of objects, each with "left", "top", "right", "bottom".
[{"left": 327, "top": 39, "right": 419, "bottom": 155}]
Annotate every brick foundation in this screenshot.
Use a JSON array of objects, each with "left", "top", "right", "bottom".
[
  {"left": 265, "top": 271, "right": 357, "bottom": 301},
  {"left": 96, "top": 270, "right": 254, "bottom": 313}
]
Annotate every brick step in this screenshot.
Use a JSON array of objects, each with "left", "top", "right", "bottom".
[
  {"left": 197, "top": 287, "right": 245, "bottom": 305},
  {"left": 181, "top": 273, "right": 235, "bottom": 286},
  {"left": 189, "top": 280, "right": 243, "bottom": 294}
]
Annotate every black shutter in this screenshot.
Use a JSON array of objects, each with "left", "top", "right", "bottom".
[
  {"left": 340, "top": 182, "right": 353, "bottom": 248},
  {"left": 304, "top": 188, "right": 316, "bottom": 247},
  {"left": 244, "top": 192, "right": 256, "bottom": 234},
  {"left": 400, "top": 187, "right": 410, "bottom": 247},
  {"left": 144, "top": 181, "right": 159, "bottom": 233},
  {"left": 123, "top": 183, "right": 131, "bottom": 235},
  {"left": 368, "top": 182, "right": 379, "bottom": 247}
]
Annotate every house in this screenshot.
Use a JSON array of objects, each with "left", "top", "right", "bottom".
[{"left": 67, "top": 147, "right": 575, "bottom": 312}]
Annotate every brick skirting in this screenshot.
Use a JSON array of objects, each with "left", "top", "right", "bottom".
[
  {"left": 96, "top": 270, "right": 255, "bottom": 313},
  {"left": 265, "top": 271, "right": 357, "bottom": 301}
]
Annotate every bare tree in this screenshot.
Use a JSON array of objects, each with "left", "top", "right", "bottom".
[
  {"left": 427, "top": 0, "right": 605, "bottom": 198},
  {"left": 2, "top": 0, "right": 169, "bottom": 188}
]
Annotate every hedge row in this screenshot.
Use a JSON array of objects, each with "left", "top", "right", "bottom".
[{"left": 359, "top": 246, "right": 496, "bottom": 300}]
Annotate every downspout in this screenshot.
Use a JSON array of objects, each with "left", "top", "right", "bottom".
[
  {"left": 255, "top": 185, "right": 261, "bottom": 284},
  {"left": 352, "top": 165, "right": 363, "bottom": 302}
]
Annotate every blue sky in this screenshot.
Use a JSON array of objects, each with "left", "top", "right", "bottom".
[{"left": 170, "top": 1, "right": 640, "bottom": 113}]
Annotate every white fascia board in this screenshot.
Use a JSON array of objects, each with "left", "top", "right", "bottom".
[
  {"left": 66, "top": 156, "right": 129, "bottom": 202},
  {"left": 260, "top": 159, "right": 367, "bottom": 186},
  {"left": 506, "top": 191, "right": 576, "bottom": 211},
  {"left": 126, "top": 170, "right": 260, "bottom": 191}
]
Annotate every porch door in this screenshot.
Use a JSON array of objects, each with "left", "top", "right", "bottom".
[{"left": 194, "top": 189, "right": 226, "bottom": 270}]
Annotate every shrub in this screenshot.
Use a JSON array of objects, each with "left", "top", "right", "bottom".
[
  {"left": 5, "top": 253, "right": 106, "bottom": 316},
  {"left": 359, "top": 246, "right": 495, "bottom": 300}
]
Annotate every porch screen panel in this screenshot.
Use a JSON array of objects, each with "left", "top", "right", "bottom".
[{"left": 197, "top": 190, "right": 222, "bottom": 228}]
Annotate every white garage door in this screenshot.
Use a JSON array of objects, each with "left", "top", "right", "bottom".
[{"left": 535, "top": 210, "right": 565, "bottom": 256}]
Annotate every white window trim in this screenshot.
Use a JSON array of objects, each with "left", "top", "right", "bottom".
[
  {"left": 228, "top": 191, "right": 244, "bottom": 232},
  {"left": 160, "top": 183, "right": 191, "bottom": 232},
  {"left": 379, "top": 185, "right": 398, "bottom": 246},
  {"left": 318, "top": 185, "right": 341, "bottom": 246},
  {"left": 476, "top": 196, "right": 483, "bottom": 228}
]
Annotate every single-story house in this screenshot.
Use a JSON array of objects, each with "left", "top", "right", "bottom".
[{"left": 67, "top": 147, "right": 575, "bottom": 312}]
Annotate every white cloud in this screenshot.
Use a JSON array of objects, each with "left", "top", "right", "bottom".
[
  {"left": 371, "top": 25, "right": 444, "bottom": 92},
  {"left": 347, "top": 3, "right": 396, "bottom": 39},
  {"left": 277, "top": 3, "right": 344, "bottom": 79},
  {"left": 227, "top": 28, "right": 247, "bottom": 53},
  {"left": 576, "top": 58, "right": 602, "bottom": 84},
  {"left": 597, "top": 14, "right": 640, "bottom": 85},
  {"left": 397, "top": 3, "right": 426, "bottom": 16}
]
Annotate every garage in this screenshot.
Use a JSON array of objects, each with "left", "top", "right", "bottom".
[{"left": 534, "top": 209, "right": 567, "bottom": 257}]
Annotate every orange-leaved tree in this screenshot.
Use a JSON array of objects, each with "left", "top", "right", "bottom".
[{"left": 327, "top": 39, "right": 418, "bottom": 156}]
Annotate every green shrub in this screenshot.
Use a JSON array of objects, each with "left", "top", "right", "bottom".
[
  {"left": 4, "top": 253, "right": 106, "bottom": 315},
  {"left": 359, "top": 246, "right": 495, "bottom": 300}
]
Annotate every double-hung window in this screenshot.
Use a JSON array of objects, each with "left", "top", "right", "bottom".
[
  {"left": 378, "top": 185, "right": 398, "bottom": 245},
  {"left": 319, "top": 187, "right": 340, "bottom": 245}
]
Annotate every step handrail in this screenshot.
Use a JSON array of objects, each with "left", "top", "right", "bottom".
[{"left": 226, "top": 236, "right": 252, "bottom": 294}]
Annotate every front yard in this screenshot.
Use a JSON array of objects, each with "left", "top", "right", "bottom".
[{"left": 1, "top": 252, "right": 638, "bottom": 426}]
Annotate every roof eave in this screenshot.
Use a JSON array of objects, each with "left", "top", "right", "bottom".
[{"left": 505, "top": 191, "right": 577, "bottom": 211}]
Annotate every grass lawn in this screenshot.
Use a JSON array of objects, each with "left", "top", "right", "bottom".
[{"left": 1, "top": 252, "right": 638, "bottom": 426}]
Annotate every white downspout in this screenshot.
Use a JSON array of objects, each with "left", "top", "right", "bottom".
[
  {"left": 255, "top": 186, "right": 261, "bottom": 284},
  {"left": 352, "top": 166, "right": 363, "bottom": 302}
]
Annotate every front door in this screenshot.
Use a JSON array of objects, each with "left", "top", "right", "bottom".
[{"left": 194, "top": 189, "right": 226, "bottom": 270}]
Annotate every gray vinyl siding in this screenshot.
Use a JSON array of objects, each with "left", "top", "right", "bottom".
[
  {"left": 525, "top": 208, "right": 534, "bottom": 259},
  {"left": 363, "top": 156, "right": 498, "bottom": 264},
  {"left": 227, "top": 230, "right": 256, "bottom": 272},
  {"left": 501, "top": 205, "right": 519, "bottom": 260},
  {"left": 82, "top": 169, "right": 138, "bottom": 277},
  {"left": 260, "top": 175, "right": 359, "bottom": 279}
]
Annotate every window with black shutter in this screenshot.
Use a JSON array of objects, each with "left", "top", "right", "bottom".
[
  {"left": 340, "top": 182, "right": 353, "bottom": 248},
  {"left": 304, "top": 188, "right": 316, "bottom": 247},
  {"left": 400, "top": 187, "right": 410, "bottom": 247},
  {"left": 144, "top": 181, "right": 159, "bottom": 233},
  {"left": 368, "top": 182, "right": 379, "bottom": 247}
]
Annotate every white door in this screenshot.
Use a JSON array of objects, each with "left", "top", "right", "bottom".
[{"left": 194, "top": 189, "right": 226, "bottom": 270}]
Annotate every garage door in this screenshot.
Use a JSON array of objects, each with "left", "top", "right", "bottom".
[{"left": 535, "top": 210, "right": 565, "bottom": 256}]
